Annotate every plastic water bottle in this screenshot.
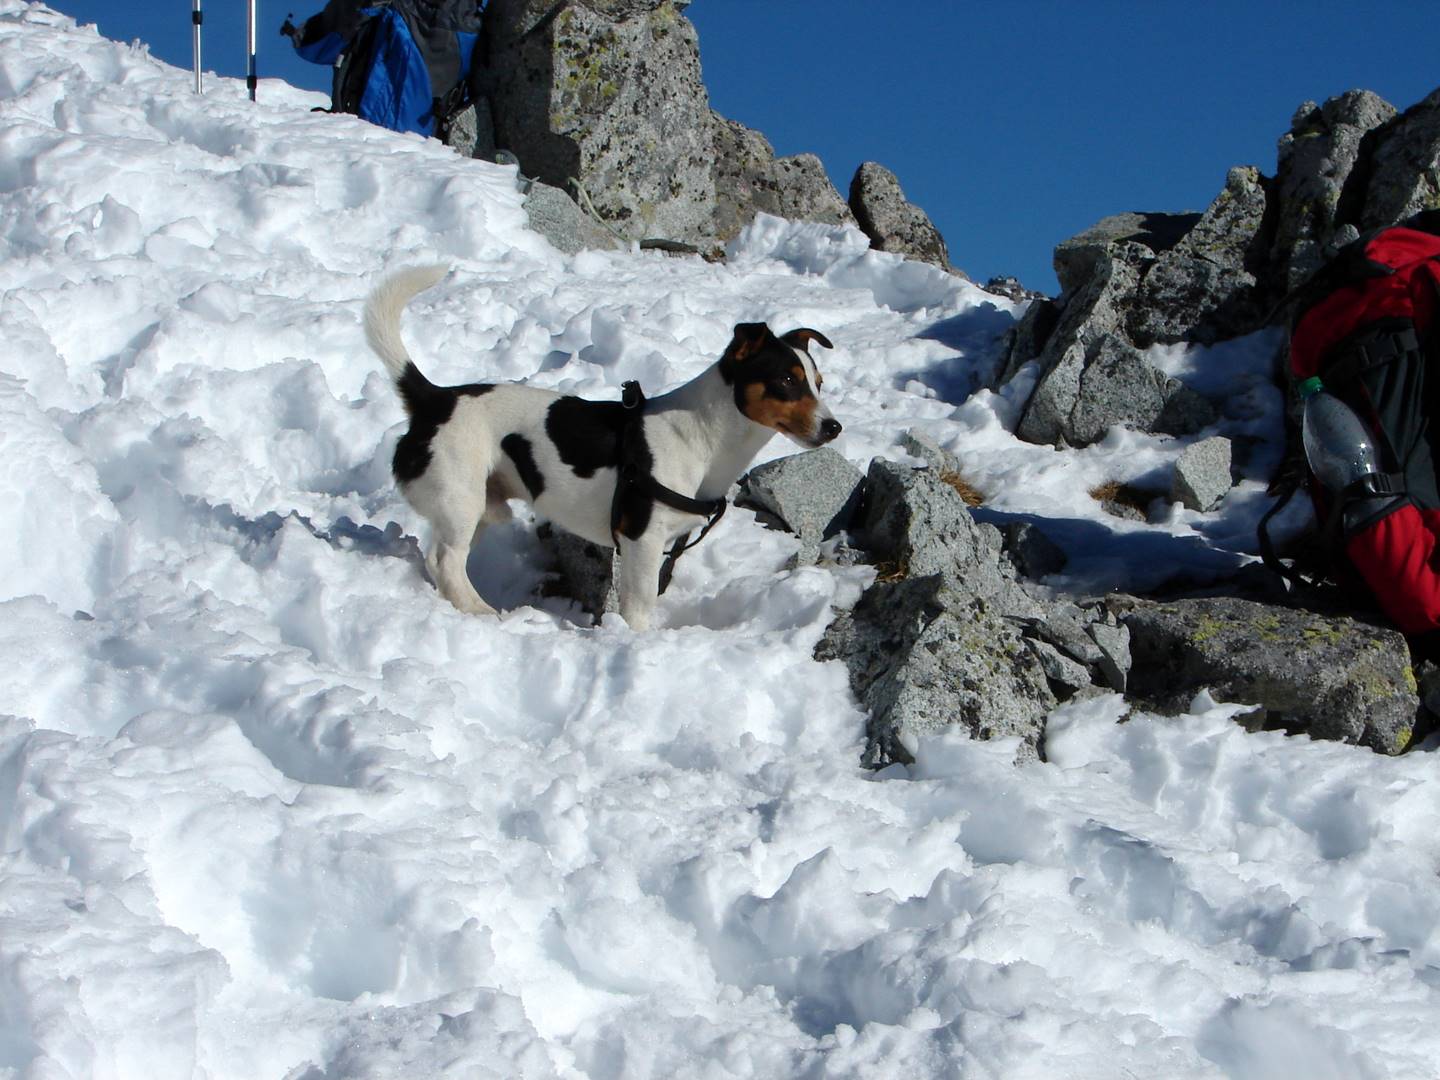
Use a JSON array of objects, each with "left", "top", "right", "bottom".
[{"left": 1298, "top": 376, "right": 1383, "bottom": 494}]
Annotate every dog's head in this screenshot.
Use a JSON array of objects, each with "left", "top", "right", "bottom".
[{"left": 719, "top": 322, "right": 841, "bottom": 449}]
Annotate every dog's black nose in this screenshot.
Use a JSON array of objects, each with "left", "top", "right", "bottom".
[{"left": 819, "top": 418, "right": 842, "bottom": 441}]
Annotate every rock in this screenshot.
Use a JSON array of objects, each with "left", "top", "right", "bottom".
[
  {"left": 1127, "top": 166, "right": 1271, "bottom": 347},
  {"left": 1122, "top": 595, "right": 1420, "bottom": 754},
  {"left": 1000, "top": 521, "right": 1067, "bottom": 580},
  {"left": 848, "top": 162, "right": 953, "bottom": 271},
  {"left": 1053, "top": 212, "right": 1199, "bottom": 295},
  {"left": 484, "top": 0, "right": 719, "bottom": 248},
  {"left": 1087, "top": 620, "right": 1131, "bottom": 692},
  {"left": 1008, "top": 243, "right": 1222, "bottom": 447},
  {"left": 1030, "top": 608, "right": 1106, "bottom": 666},
  {"left": 445, "top": 98, "right": 498, "bottom": 161},
  {"left": 1011, "top": 246, "right": 1146, "bottom": 444},
  {"left": 856, "top": 459, "right": 1039, "bottom": 616},
  {"left": 1361, "top": 87, "right": 1440, "bottom": 229},
  {"left": 983, "top": 276, "right": 1047, "bottom": 303},
  {"left": 709, "top": 123, "right": 856, "bottom": 251},
  {"left": 483, "top": 0, "right": 854, "bottom": 254},
  {"left": 773, "top": 154, "right": 856, "bottom": 228},
  {"left": 815, "top": 574, "right": 1057, "bottom": 767},
  {"left": 994, "top": 295, "right": 1061, "bottom": 387},
  {"left": 898, "top": 429, "right": 960, "bottom": 475},
  {"left": 522, "top": 180, "right": 624, "bottom": 254},
  {"left": 1025, "top": 637, "right": 1094, "bottom": 694},
  {"left": 1170, "top": 436, "right": 1233, "bottom": 512},
  {"left": 1271, "top": 90, "right": 1397, "bottom": 292},
  {"left": 736, "top": 449, "right": 864, "bottom": 564},
  {"left": 1063, "top": 334, "right": 1175, "bottom": 446}
]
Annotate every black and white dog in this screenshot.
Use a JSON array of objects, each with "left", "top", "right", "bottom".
[{"left": 365, "top": 266, "right": 841, "bottom": 629}]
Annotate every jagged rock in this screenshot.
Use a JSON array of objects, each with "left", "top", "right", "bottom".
[
  {"left": 1128, "top": 167, "right": 1271, "bottom": 347},
  {"left": 709, "top": 124, "right": 856, "bottom": 249},
  {"left": 898, "top": 429, "right": 960, "bottom": 474},
  {"left": 774, "top": 154, "right": 856, "bottom": 227},
  {"left": 1065, "top": 335, "right": 1174, "bottom": 445},
  {"left": 982, "top": 276, "right": 1045, "bottom": 303},
  {"left": 483, "top": 0, "right": 852, "bottom": 254},
  {"left": 1021, "top": 330, "right": 1207, "bottom": 448},
  {"left": 1361, "top": 88, "right": 1440, "bottom": 228},
  {"left": 1053, "top": 212, "right": 1199, "bottom": 295},
  {"left": 522, "top": 179, "right": 624, "bottom": 254},
  {"left": 445, "top": 98, "right": 498, "bottom": 161},
  {"left": 856, "top": 459, "right": 1039, "bottom": 617},
  {"left": 1028, "top": 608, "right": 1105, "bottom": 666},
  {"left": 736, "top": 449, "right": 863, "bottom": 564},
  {"left": 1271, "top": 90, "right": 1397, "bottom": 292},
  {"left": 848, "top": 162, "right": 953, "bottom": 271},
  {"left": 995, "top": 295, "right": 1061, "bottom": 387},
  {"left": 1000, "top": 521, "right": 1067, "bottom": 580},
  {"left": 815, "top": 574, "right": 1057, "bottom": 767},
  {"left": 1087, "top": 620, "right": 1131, "bottom": 692},
  {"left": 1024, "top": 637, "right": 1093, "bottom": 693},
  {"left": 1122, "top": 595, "right": 1420, "bottom": 754},
  {"left": 484, "top": 0, "right": 717, "bottom": 247},
  {"left": 1005, "top": 209, "right": 1233, "bottom": 447},
  {"left": 1170, "top": 436, "right": 1233, "bottom": 512},
  {"left": 1010, "top": 246, "right": 1146, "bottom": 444}
]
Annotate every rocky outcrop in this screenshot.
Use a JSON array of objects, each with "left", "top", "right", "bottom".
[
  {"left": 479, "top": 0, "right": 859, "bottom": 256},
  {"left": 1270, "top": 90, "right": 1396, "bottom": 292},
  {"left": 996, "top": 84, "right": 1440, "bottom": 452},
  {"left": 482, "top": 0, "right": 720, "bottom": 248},
  {"left": 534, "top": 442, "right": 1426, "bottom": 763},
  {"left": 1122, "top": 596, "right": 1419, "bottom": 754},
  {"left": 816, "top": 575, "right": 1056, "bottom": 767},
  {"left": 848, "top": 162, "right": 953, "bottom": 272},
  {"left": 1359, "top": 88, "right": 1440, "bottom": 229}
]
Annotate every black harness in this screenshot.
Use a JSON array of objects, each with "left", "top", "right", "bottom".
[{"left": 611, "top": 380, "right": 728, "bottom": 594}]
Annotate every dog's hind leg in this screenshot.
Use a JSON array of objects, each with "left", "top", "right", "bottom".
[{"left": 422, "top": 499, "right": 497, "bottom": 617}]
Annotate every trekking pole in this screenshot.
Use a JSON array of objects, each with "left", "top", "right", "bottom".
[
  {"left": 247, "top": 0, "right": 258, "bottom": 102},
  {"left": 191, "top": 0, "right": 203, "bottom": 94}
]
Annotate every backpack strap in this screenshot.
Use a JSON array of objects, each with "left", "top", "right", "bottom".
[
  {"left": 1321, "top": 325, "right": 1420, "bottom": 389},
  {"left": 1257, "top": 481, "right": 1311, "bottom": 588}
]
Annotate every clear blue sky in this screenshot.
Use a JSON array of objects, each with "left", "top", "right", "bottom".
[{"left": 42, "top": 1, "right": 1439, "bottom": 293}]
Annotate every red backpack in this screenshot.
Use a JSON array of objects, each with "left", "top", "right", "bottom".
[{"left": 1263, "top": 212, "right": 1440, "bottom": 634}]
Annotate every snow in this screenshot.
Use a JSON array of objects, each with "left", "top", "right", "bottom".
[{"left": 0, "top": 3, "right": 1435, "bottom": 1078}]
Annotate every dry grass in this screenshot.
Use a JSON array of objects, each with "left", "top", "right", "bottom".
[
  {"left": 939, "top": 470, "right": 985, "bottom": 507},
  {"left": 1088, "top": 480, "right": 1157, "bottom": 519}
]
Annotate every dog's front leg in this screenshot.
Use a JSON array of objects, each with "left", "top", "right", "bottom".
[{"left": 616, "top": 535, "right": 667, "bottom": 631}]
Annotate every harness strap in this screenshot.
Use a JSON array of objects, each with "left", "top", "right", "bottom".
[{"left": 611, "top": 380, "right": 728, "bottom": 594}]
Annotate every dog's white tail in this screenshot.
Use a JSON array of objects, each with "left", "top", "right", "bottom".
[{"left": 363, "top": 264, "right": 450, "bottom": 384}]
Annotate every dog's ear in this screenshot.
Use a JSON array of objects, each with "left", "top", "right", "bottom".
[
  {"left": 726, "top": 322, "right": 774, "bottom": 363},
  {"left": 781, "top": 328, "right": 833, "bottom": 352}
]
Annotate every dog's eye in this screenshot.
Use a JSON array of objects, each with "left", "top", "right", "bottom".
[{"left": 778, "top": 372, "right": 798, "bottom": 387}]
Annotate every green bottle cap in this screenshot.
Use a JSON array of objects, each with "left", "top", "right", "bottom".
[{"left": 1298, "top": 376, "right": 1324, "bottom": 398}]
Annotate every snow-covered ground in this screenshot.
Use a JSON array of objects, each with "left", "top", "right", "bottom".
[{"left": 2, "top": 4, "right": 1437, "bottom": 1077}]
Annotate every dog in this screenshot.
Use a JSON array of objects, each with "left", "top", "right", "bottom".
[{"left": 364, "top": 265, "right": 841, "bottom": 630}]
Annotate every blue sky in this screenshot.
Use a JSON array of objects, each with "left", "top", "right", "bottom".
[{"left": 44, "top": 1, "right": 1438, "bottom": 293}]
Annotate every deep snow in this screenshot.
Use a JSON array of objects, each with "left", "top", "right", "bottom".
[{"left": 1, "top": 4, "right": 1437, "bottom": 1079}]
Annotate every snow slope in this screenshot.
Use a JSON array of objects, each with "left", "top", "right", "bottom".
[{"left": 2, "top": 4, "right": 1438, "bottom": 1078}]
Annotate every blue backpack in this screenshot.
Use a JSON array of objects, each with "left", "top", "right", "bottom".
[{"left": 284, "top": 0, "right": 484, "bottom": 138}]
